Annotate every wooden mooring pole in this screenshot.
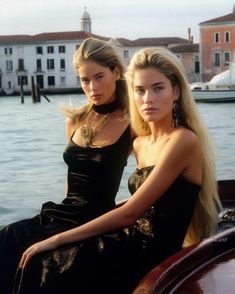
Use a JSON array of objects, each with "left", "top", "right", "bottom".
[
  {"left": 39, "top": 88, "right": 51, "bottom": 102},
  {"left": 35, "top": 84, "right": 41, "bottom": 103},
  {"left": 31, "top": 76, "right": 37, "bottom": 103},
  {"left": 20, "top": 76, "right": 24, "bottom": 104},
  {"left": 31, "top": 76, "right": 50, "bottom": 103}
]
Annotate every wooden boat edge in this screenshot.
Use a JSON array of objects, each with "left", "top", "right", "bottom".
[{"left": 133, "top": 179, "right": 235, "bottom": 294}]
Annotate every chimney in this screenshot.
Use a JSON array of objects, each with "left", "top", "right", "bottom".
[
  {"left": 188, "top": 28, "right": 192, "bottom": 43},
  {"left": 233, "top": 4, "right": 235, "bottom": 14}
]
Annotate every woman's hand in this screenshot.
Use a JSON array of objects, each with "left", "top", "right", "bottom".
[{"left": 19, "top": 235, "right": 60, "bottom": 269}]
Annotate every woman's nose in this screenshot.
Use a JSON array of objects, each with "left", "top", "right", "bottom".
[
  {"left": 90, "top": 80, "right": 97, "bottom": 91},
  {"left": 143, "top": 91, "right": 153, "bottom": 104}
]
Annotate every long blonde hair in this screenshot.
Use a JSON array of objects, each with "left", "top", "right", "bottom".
[
  {"left": 125, "top": 47, "right": 221, "bottom": 245},
  {"left": 63, "top": 38, "right": 128, "bottom": 121}
]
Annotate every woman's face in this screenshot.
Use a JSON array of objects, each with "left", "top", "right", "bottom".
[
  {"left": 133, "top": 67, "right": 180, "bottom": 124},
  {"left": 78, "top": 60, "right": 120, "bottom": 105}
]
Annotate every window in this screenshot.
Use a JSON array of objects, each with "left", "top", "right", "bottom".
[
  {"left": 6, "top": 60, "right": 13, "bottom": 71},
  {"left": 194, "top": 56, "right": 200, "bottom": 74},
  {"left": 60, "top": 77, "right": 66, "bottom": 86},
  {"left": 59, "top": 46, "right": 65, "bottom": 53},
  {"left": 5, "top": 47, "right": 12, "bottom": 55},
  {"left": 225, "top": 32, "right": 230, "bottom": 43},
  {"left": 36, "top": 59, "right": 42, "bottom": 71},
  {"left": 224, "top": 51, "right": 230, "bottom": 65},
  {"left": 60, "top": 59, "right": 65, "bottom": 70},
  {"left": 214, "top": 32, "right": 220, "bottom": 43},
  {"left": 123, "top": 49, "right": 129, "bottom": 59},
  {"left": 214, "top": 52, "right": 220, "bottom": 67},
  {"left": 48, "top": 76, "right": 55, "bottom": 86},
  {"left": 36, "top": 46, "right": 43, "bottom": 54},
  {"left": 47, "top": 46, "right": 54, "bottom": 54},
  {"left": 18, "top": 59, "right": 24, "bottom": 71},
  {"left": 47, "top": 59, "right": 55, "bottom": 70},
  {"left": 18, "top": 76, "right": 28, "bottom": 85}
]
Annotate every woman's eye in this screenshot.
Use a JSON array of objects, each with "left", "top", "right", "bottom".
[
  {"left": 96, "top": 75, "right": 104, "bottom": 80},
  {"left": 135, "top": 88, "right": 144, "bottom": 94},
  {"left": 154, "top": 87, "right": 163, "bottom": 92},
  {"left": 81, "top": 79, "right": 89, "bottom": 84}
]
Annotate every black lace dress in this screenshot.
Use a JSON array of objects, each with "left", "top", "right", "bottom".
[
  {"left": 14, "top": 165, "right": 200, "bottom": 294},
  {"left": 0, "top": 125, "right": 131, "bottom": 294}
]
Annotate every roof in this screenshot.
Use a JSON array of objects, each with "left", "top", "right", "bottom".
[
  {"left": 0, "top": 32, "right": 191, "bottom": 50},
  {"left": 169, "top": 43, "right": 199, "bottom": 53},
  {"left": 131, "top": 37, "right": 188, "bottom": 47},
  {"left": 200, "top": 11, "right": 235, "bottom": 25},
  {"left": 0, "top": 31, "right": 107, "bottom": 44}
]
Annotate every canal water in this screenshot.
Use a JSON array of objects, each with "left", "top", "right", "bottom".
[{"left": 0, "top": 94, "right": 234, "bottom": 226}]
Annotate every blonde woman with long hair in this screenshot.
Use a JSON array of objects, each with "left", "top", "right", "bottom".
[
  {"left": 17, "top": 47, "right": 221, "bottom": 294},
  {"left": 127, "top": 47, "right": 221, "bottom": 246}
]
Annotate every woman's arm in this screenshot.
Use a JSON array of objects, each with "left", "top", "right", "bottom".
[{"left": 20, "top": 129, "right": 202, "bottom": 269}]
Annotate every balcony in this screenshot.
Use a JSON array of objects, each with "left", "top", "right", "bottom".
[
  {"left": 34, "top": 68, "right": 45, "bottom": 74},
  {"left": 16, "top": 68, "right": 28, "bottom": 75}
]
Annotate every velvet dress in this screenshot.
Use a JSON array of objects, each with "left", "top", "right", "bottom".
[
  {"left": 14, "top": 165, "right": 200, "bottom": 294},
  {"left": 0, "top": 125, "right": 131, "bottom": 294}
]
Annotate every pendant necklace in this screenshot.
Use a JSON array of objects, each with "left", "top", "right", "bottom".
[
  {"left": 80, "top": 99, "right": 120, "bottom": 147},
  {"left": 80, "top": 112, "right": 111, "bottom": 147}
]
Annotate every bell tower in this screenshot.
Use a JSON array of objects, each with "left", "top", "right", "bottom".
[{"left": 80, "top": 7, "right": 92, "bottom": 33}]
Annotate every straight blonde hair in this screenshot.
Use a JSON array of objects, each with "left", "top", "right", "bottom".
[{"left": 125, "top": 47, "right": 222, "bottom": 245}]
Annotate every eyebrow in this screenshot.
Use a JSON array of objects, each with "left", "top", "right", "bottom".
[
  {"left": 80, "top": 71, "right": 104, "bottom": 80},
  {"left": 134, "top": 82, "right": 165, "bottom": 88}
]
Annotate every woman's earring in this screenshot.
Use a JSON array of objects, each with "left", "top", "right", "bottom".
[
  {"left": 140, "top": 118, "right": 149, "bottom": 131},
  {"left": 172, "top": 100, "right": 180, "bottom": 128}
]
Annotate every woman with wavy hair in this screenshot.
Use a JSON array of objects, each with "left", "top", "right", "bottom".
[{"left": 0, "top": 38, "right": 131, "bottom": 294}]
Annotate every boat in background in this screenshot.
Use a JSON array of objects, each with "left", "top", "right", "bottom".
[
  {"left": 191, "top": 88, "right": 235, "bottom": 102},
  {"left": 190, "top": 64, "right": 235, "bottom": 102}
]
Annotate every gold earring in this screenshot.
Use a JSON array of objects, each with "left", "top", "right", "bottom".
[
  {"left": 140, "top": 118, "right": 149, "bottom": 131},
  {"left": 172, "top": 100, "right": 181, "bottom": 128}
]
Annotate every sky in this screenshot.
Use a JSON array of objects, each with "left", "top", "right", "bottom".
[{"left": 0, "top": 0, "right": 235, "bottom": 43}]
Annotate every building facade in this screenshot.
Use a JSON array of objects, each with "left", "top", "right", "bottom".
[
  {"left": 169, "top": 43, "right": 200, "bottom": 83},
  {"left": 0, "top": 32, "right": 94, "bottom": 95},
  {"left": 0, "top": 9, "right": 199, "bottom": 95},
  {"left": 200, "top": 7, "right": 235, "bottom": 82}
]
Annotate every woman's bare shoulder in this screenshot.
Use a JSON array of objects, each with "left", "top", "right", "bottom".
[
  {"left": 169, "top": 128, "right": 201, "bottom": 156},
  {"left": 171, "top": 127, "right": 198, "bottom": 142},
  {"left": 66, "top": 117, "right": 77, "bottom": 128},
  {"left": 66, "top": 117, "right": 78, "bottom": 142}
]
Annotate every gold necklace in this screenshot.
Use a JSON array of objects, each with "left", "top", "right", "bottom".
[{"left": 80, "top": 111, "right": 111, "bottom": 147}]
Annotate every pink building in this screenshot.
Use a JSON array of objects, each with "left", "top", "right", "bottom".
[{"left": 200, "top": 8, "right": 235, "bottom": 81}]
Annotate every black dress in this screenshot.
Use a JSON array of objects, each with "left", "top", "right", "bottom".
[
  {"left": 14, "top": 165, "right": 200, "bottom": 294},
  {"left": 0, "top": 125, "right": 131, "bottom": 294}
]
